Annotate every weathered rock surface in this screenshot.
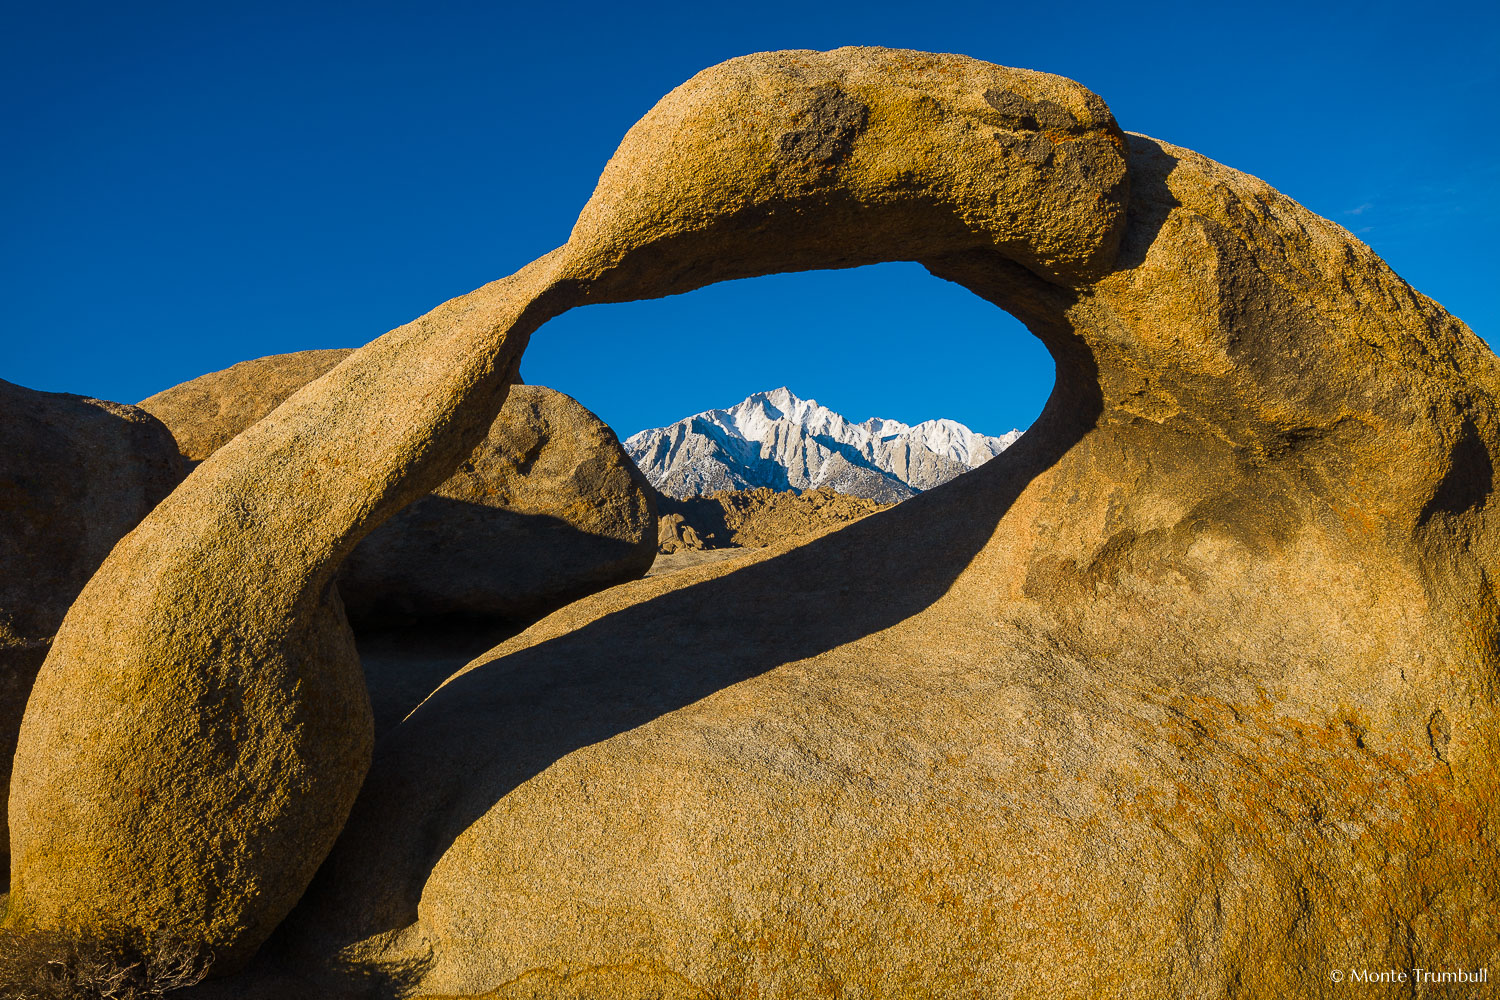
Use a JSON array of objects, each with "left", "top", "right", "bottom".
[
  {"left": 267, "top": 50, "right": 1497, "bottom": 998},
  {"left": 138, "top": 349, "right": 352, "bottom": 462},
  {"left": 5, "top": 254, "right": 577, "bottom": 970},
  {"left": 142, "top": 352, "right": 657, "bottom": 624},
  {"left": 657, "top": 486, "right": 892, "bottom": 553},
  {"left": 0, "top": 380, "right": 185, "bottom": 865},
  {"left": 12, "top": 46, "right": 1499, "bottom": 998},
  {"left": 655, "top": 512, "right": 706, "bottom": 554}
]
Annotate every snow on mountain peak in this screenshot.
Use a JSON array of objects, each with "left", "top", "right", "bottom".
[{"left": 625, "top": 389, "right": 1023, "bottom": 502}]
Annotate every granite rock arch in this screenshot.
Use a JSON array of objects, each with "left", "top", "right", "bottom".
[{"left": 7, "top": 48, "right": 1496, "bottom": 995}]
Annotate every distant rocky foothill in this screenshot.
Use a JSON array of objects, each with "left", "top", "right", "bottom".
[{"left": 656, "top": 485, "right": 891, "bottom": 557}]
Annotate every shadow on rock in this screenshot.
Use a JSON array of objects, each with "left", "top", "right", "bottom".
[{"left": 274, "top": 336, "right": 1103, "bottom": 979}]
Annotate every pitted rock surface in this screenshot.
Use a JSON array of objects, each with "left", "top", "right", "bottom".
[
  {"left": 138, "top": 349, "right": 352, "bottom": 462},
  {"left": 8, "top": 47, "right": 1497, "bottom": 998},
  {"left": 0, "top": 380, "right": 184, "bottom": 864}
]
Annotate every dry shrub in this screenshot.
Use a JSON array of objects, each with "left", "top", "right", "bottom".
[{"left": 0, "top": 929, "right": 209, "bottom": 1000}]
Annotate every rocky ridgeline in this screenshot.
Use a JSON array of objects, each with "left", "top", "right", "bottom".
[
  {"left": 657, "top": 486, "right": 892, "bottom": 553},
  {"left": 2, "top": 47, "right": 1496, "bottom": 1000},
  {"left": 626, "top": 386, "right": 1022, "bottom": 502}
]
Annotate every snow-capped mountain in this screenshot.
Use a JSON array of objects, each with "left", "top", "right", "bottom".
[{"left": 624, "top": 387, "right": 1023, "bottom": 502}]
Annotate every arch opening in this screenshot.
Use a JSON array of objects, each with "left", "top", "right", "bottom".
[{"left": 521, "top": 260, "right": 1060, "bottom": 505}]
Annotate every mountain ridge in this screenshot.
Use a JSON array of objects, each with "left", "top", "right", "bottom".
[{"left": 624, "top": 387, "right": 1023, "bottom": 501}]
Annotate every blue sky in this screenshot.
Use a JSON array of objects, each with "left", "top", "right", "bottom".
[{"left": 3, "top": 1, "right": 1496, "bottom": 438}]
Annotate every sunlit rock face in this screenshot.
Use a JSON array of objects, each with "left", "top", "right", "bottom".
[{"left": 7, "top": 47, "right": 1497, "bottom": 999}]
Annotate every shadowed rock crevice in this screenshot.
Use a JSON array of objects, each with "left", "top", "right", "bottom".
[
  {"left": 1419, "top": 416, "right": 1494, "bottom": 524},
  {"left": 338, "top": 500, "right": 653, "bottom": 627}
]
